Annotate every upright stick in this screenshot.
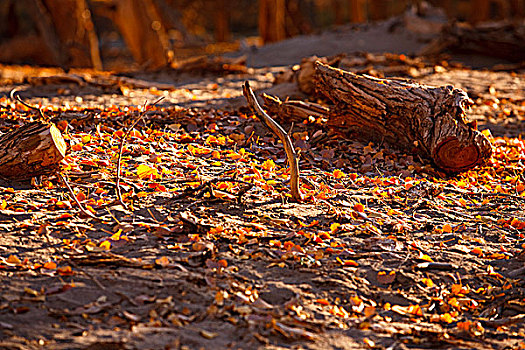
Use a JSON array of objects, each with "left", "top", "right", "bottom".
[{"left": 242, "top": 81, "right": 302, "bottom": 202}]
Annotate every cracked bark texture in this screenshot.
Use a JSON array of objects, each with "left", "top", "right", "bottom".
[
  {"left": 314, "top": 61, "right": 492, "bottom": 173},
  {"left": 0, "top": 122, "right": 67, "bottom": 181}
]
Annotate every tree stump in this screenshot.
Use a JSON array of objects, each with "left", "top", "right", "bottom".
[
  {"left": 314, "top": 62, "right": 492, "bottom": 173},
  {"left": 0, "top": 122, "right": 67, "bottom": 181}
]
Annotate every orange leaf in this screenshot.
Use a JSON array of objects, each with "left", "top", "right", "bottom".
[
  {"left": 6, "top": 255, "right": 21, "bottom": 265},
  {"left": 344, "top": 260, "right": 359, "bottom": 267},
  {"left": 333, "top": 169, "right": 346, "bottom": 179},
  {"left": 364, "top": 306, "right": 376, "bottom": 317},
  {"left": 363, "top": 338, "right": 375, "bottom": 348},
  {"left": 71, "top": 143, "right": 83, "bottom": 152},
  {"left": 57, "top": 266, "right": 74, "bottom": 276},
  {"left": 353, "top": 203, "right": 365, "bottom": 212},
  {"left": 408, "top": 304, "right": 423, "bottom": 316},
  {"left": 76, "top": 191, "right": 86, "bottom": 202},
  {"left": 155, "top": 256, "right": 171, "bottom": 267},
  {"left": 316, "top": 299, "right": 330, "bottom": 306},
  {"left": 471, "top": 247, "right": 483, "bottom": 256},
  {"left": 43, "top": 261, "right": 57, "bottom": 270}
]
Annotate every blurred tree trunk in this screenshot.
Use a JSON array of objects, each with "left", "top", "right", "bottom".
[
  {"left": 511, "top": 0, "right": 525, "bottom": 19},
  {"left": 41, "top": 0, "right": 102, "bottom": 69},
  {"left": 468, "top": 0, "right": 490, "bottom": 23},
  {"left": 0, "top": 0, "right": 66, "bottom": 67},
  {"left": 368, "top": 0, "right": 390, "bottom": 21},
  {"left": 100, "top": 0, "right": 173, "bottom": 69},
  {"left": 332, "top": 0, "right": 344, "bottom": 25},
  {"left": 259, "top": 0, "right": 287, "bottom": 43},
  {"left": 215, "top": 0, "right": 230, "bottom": 42},
  {"left": 349, "top": 0, "right": 365, "bottom": 22}
]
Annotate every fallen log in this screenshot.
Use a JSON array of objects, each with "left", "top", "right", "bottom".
[
  {"left": 0, "top": 122, "right": 67, "bottom": 181},
  {"left": 265, "top": 62, "right": 493, "bottom": 173},
  {"left": 315, "top": 62, "right": 492, "bottom": 173},
  {"left": 420, "top": 21, "right": 525, "bottom": 63}
]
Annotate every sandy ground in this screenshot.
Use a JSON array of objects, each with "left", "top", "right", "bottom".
[{"left": 0, "top": 12, "right": 524, "bottom": 350}]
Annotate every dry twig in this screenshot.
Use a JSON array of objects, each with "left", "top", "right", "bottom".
[
  {"left": 59, "top": 173, "right": 101, "bottom": 221},
  {"left": 242, "top": 81, "right": 302, "bottom": 202},
  {"left": 116, "top": 97, "right": 165, "bottom": 209},
  {"left": 10, "top": 88, "right": 46, "bottom": 120}
]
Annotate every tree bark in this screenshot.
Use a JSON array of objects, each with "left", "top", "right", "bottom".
[
  {"left": 41, "top": 0, "right": 102, "bottom": 69},
  {"left": 109, "top": 0, "right": 173, "bottom": 69},
  {"left": 215, "top": 0, "right": 230, "bottom": 42},
  {"left": 259, "top": 0, "right": 287, "bottom": 43},
  {"left": 26, "top": 0, "right": 67, "bottom": 67},
  {"left": 468, "top": 0, "right": 490, "bottom": 24},
  {"left": 313, "top": 62, "right": 492, "bottom": 173},
  {"left": 349, "top": 0, "right": 365, "bottom": 23},
  {"left": 0, "top": 122, "right": 67, "bottom": 181}
]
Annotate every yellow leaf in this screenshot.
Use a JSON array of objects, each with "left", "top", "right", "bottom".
[
  {"left": 110, "top": 229, "right": 122, "bottom": 241},
  {"left": 100, "top": 241, "right": 111, "bottom": 250},
  {"left": 136, "top": 164, "right": 158, "bottom": 179},
  {"left": 261, "top": 159, "right": 275, "bottom": 171},
  {"left": 330, "top": 223, "right": 341, "bottom": 233},
  {"left": 418, "top": 252, "right": 433, "bottom": 262},
  {"left": 24, "top": 287, "right": 40, "bottom": 296},
  {"left": 421, "top": 278, "right": 434, "bottom": 288}
]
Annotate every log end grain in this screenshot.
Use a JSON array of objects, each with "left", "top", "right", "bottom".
[{"left": 0, "top": 122, "right": 67, "bottom": 180}]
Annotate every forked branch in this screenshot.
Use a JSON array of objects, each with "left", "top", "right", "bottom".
[{"left": 242, "top": 81, "right": 302, "bottom": 202}]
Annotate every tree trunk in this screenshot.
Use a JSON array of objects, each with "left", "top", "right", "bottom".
[
  {"left": 368, "top": 0, "right": 390, "bottom": 21},
  {"left": 313, "top": 62, "right": 492, "bottom": 173},
  {"left": 259, "top": 0, "right": 287, "bottom": 43},
  {"left": 0, "top": 122, "right": 67, "bottom": 181},
  {"left": 468, "top": 0, "right": 490, "bottom": 24},
  {"left": 110, "top": 0, "right": 173, "bottom": 69},
  {"left": 41, "top": 0, "right": 102, "bottom": 69},
  {"left": 349, "top": 0, "right": 365, "bottom": 22},
  {"left": 26, "top": 0, "right": 67, "bottom": 67},
  {"left": 215, "top": 0, "right": 230, "bottom": 42}
]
